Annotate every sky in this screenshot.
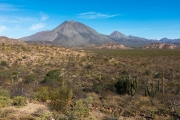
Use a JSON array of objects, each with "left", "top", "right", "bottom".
[{"left": 0, "top": 0, "right": 180, "bottom": 40}]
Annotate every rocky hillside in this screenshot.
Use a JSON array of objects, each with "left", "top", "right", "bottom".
[
  {"left": 83, "top": 42, "right": 131, "bottom": 49},
  {"left": 0, "top": 36, "right": 26, "bottom": 45},
  {"left": 142, "top": 43, "right": 178, "bottom": 49}
]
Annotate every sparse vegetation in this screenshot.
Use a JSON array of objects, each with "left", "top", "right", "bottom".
[
  {"left": 67, "top": 99, "right": 90, "bottom": 120},
  {"left": 0, "top": 96, "right": 11, "bottom": 108},
  {"left": 12, "top": 96, "right": 27, "bottom": 107},
  {"left": 0, "top": 44, "right": 180, "bottom": 119}
]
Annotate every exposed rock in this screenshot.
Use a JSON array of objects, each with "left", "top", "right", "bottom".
[
  {"left": 142, "top": 43, "right": 178, "bottom": 49},
  {"left": 82, "top": 42, "right": 131, "bottom": 49}
]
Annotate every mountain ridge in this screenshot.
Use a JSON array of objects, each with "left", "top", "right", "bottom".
[
  {"left": 20, "top": 20, "right": 180, "bottom": 47},
  {"left": 160, "top": 37, "right": 180, "bottom": 46}
]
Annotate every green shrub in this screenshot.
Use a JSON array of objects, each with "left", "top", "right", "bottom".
[
  {"left": 36, "top": 112, "right": 51, "bottom": 120},
  {"left": 43, "top": 69, "right": 61, "bottom": 84},
  {"left": 0, "top": 88, "right": 10, "bottom": 97},
  {"left": 52, "top": 114, "right": 68, "bottom": 120},
  {"left": 0, "top": 61, "right": 8, "bottom": 66},
  {"left": 34, "top": 87, "right": 50, "bottom": 102},
  {"left": 49, "top": 87, "right": 73, "bottom": 111},
  {"left": 67, "top": 99, "right": 89, "bottom": 120},
  {"left": 0, "top": 96, "right": 11, "bottom": 108},
  {"left": 0, "top": 70, "right": 11, "bottom": 79},
  {"left": 145, "top": 70, "right": 151, "bottom": 75},
  {"left": 154, "top": 72, "right": 162, "bottom": 78},
  {"left": 24, "top": 74, "right": 36, "bottom": 84},
  {"left": 121, "top": 70, "right": 128, "bottom": 75},
  {"left": 12, "top": 96, "right": 27, "bottom": 107}
]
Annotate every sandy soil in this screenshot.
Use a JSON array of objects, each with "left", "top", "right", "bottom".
[{"left": 1, "top": 102, "right": 50, "bottom": 118}]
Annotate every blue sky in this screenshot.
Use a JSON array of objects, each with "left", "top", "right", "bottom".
[{"left": 0, "top": 0, "right": 180, "bottom": 39}]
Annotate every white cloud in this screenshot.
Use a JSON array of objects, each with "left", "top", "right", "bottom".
[
  {"left": 29, "top": 23, "right": 46, "bottom": 31},
  {"left": 0, "top": 15, "right": 36, "bottom": 23},
  {"left": 78, "top": 12, "right": 119, "bottom": 19},
  {"left": 0, "top": 25, "right": 7, "bottom": 33},
  {"left": 40, "top": 12, "right": 49, "bottom": 21},
  {"left": 0, "top": 3, "right": 18, "bottom": 11}
]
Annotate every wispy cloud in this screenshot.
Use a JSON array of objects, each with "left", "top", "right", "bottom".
[
  {"left": 78, "top": 12, "right": 119, "bottom": 19},
  {"left": 0, "top": 15, "right": 36, "bottom": 23},
  {"left": 0, "top": 3, "right": 19, "bottom": 11},
  {"left": 0, "top": 25, "right": 7, "bottom": 33},
  {"left": 29, "top": 23, "right": 46, "bottom": 31},
  {"left": 40, "top": 12, "right": 49, "bottom": 21}
]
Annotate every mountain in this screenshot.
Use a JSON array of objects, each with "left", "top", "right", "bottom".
[
  {"left": 109, "top": 31, "right": 159, "bottom": 47},
  {"left": 160, "top": 38, "right": 180, "bottom": 46},
  {"left": 0, "top": 36, "right": 26, "bottom": 45},
  {"left": 142, "top": 43, "right": 178, "bottom": 49},
  {"left": 110, "top": 31, "right": 129, "bottom": 39},
  {"left": 20, "top": 20, "right": 114, "bottom": 47},
  {"left": 160, "top": 37, "right": 172, "bottom": 42}
]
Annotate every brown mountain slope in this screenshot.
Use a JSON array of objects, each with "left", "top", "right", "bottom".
[
  {"left": 0, "top": 36, "right": 26, "bottom": 45},
  {"left": 21, "top": 31, "right": 57, "bottom": 41}
]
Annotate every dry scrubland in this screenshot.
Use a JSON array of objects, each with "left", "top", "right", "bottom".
[{"left": 0, "top": 44, "right": 180, "bottom": 120}]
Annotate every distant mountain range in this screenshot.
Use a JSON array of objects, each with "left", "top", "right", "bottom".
[
  {"left": 160, "top": 38, "right": 180, "bottom": 46},
  {"left": 20, "top": 20, "right": 180, "bottom": 47}
]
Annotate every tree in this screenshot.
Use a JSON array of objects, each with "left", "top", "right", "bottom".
[{"left": 43, "top": 69, "right": 61, "bottom": 85}]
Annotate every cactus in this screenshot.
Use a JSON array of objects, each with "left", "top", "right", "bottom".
[
  {"left": 170, "top": 69, "right": 173, "bottom": 81},
  {"left": 98, "top": 73, "right": 102, "bottom": 81},
  {"left": 134, "top": 76, "right": 138, "bottom": 91},
  {"left": 145, "top": 80, "right": 157, "bottom": 98},
  {"left": 138, "top": 68, "right": 141, "bottom": 75},
  {"left": 145, "top": 85, "right": 156, "bottom": 98},
  {"left": 115, "top": 76, "right": 138, "bottom": 96},
  {"left": 88, "top": 70, "right": 90, "bottom": 76},
  {"left": 157, "top": 79, "right": 160, "bottom": 92},
  {"left": 145, "top": 86, "right": 148, "bottom": 96},
  {"left": 162, "top": 69, "right": 165, "bottom": 94}
]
